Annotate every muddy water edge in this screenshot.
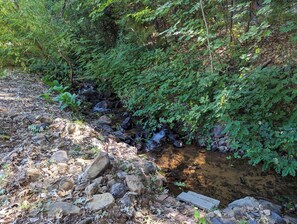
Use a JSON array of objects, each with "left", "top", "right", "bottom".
[{"left": 151, "top": 145, "right": 297, "bottom": 213}]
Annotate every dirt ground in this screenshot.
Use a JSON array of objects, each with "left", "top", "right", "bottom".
[{"left": 0, "top": 71, "right": 196, "bottom": 224}]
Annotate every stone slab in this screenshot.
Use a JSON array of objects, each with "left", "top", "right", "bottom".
[{"left": 177, "top": 191, "right": 220, "bottom": 211}]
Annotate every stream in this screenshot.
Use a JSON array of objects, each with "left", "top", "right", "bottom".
[
  {"left": 152, "top": 145, "right": 297, "bottom": 210},
  {"left": 79, "top": 86, "right": 297, "bottom": 215}
]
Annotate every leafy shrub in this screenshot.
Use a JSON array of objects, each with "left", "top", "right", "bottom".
[
  {"left": 222, "top": 66, "right": 297, "bottom": 176},
  {"left": 54, "top": 92, "right": 81, "bottom": 111}
]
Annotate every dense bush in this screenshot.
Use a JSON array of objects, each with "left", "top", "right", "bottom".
[{"left": 0, "top": 0, "right": 296, "bottom": 175}]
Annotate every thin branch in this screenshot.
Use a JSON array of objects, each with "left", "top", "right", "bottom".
[{"left": 200, "top": 0, "right": 214, "bottom": 73}]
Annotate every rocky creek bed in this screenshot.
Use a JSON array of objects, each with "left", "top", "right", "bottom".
[{"left": 0, "top": 72, "right": 296, "bottom": 223}]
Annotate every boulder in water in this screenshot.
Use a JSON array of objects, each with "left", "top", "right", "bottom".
[
  {"left": 167, "top": 132, "right": 183, "bottom": 148},
  {"left": 146, "top": 130, "right": 167, "bottom": 152}
]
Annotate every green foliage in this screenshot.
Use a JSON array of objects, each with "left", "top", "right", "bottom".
[
  {"left": 39, "top": 92, "right": 53, "bottom": 103},
  {"left": 28, "top": 124, "right": 41, "bottom": 134},
  {"left": 0, "top": 0, "right": 296, "bottom": 176},
  {"left": 222, "top": 66, "right": 297, "bottom": 176},
  {"left": 194, "top": 208, "right": 207, "bottom": 224},
  {"left": 54, "top": 92, "right": 81, "bottom": 111},
  {"left": 0, "top": 69, "right": 9, "bottom": 78},
  {"left": 173, "top": 181, "right": 186, "bottom": 188}
]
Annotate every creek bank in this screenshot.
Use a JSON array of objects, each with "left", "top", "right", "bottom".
[
  {"left": 77, "top": 84, "right": 230, "bottom": 154},
  {"left": 0, "top": 73, "right": 196, "bottom": 224},
  {"left": 1, "top": 73, "right": 295, "bottom": 223},
  {"left": 76, "top": 84, "right": 297, "bottom": 221}
]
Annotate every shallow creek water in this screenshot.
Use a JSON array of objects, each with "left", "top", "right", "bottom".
[{"left": 152, "top": 145, "right": 297, "bottom": 209}]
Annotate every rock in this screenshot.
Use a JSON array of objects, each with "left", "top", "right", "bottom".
[
  {"left": 155, "top": 172, "right": 166, "bottom": 188},
  {"left": 156, "top": 194, "right": 169, "bottom": 202},
  {"left": 258, "top": 199, "right": 282, "bottom": 214},
  {"left": 167, "top": 133, "right": 183, "bottom": 148},
  {"left": 121, "top": 117, "right": 133, "bottom": 130},
  {"left": 213, "top": 125, "right": 225, "bottom": 138},
  {"left": 248, "top": 218, "right": 257, "bottom": 224},
  {"left": 48, "top": 202, "right": 80, "bottom": 216},
  {"left": 125, "top": 175, "right": 145, "bottom": 194},
  {"left": 77, "top": 217, "right": 93, "bottom": 224},
  {"left": 85, "top": 183, "right": 99, "bottom": 196},
  {"left": 197, "top": 137, "right": 207, "bottom": 147},
  {"left": 59, "top": 178, "right": 74, "bottom": 191},
  {"left": 146, "top": 130, "right": 167, "bottom": 152},
  {"left": 269, "top": 211, "right": 286, "bottom": 224},
  {"left": 210, "top": 218, "right": 224, "bottom": 224},
  {"left": 75, "top": 182, "right": 89, "bottom": 191},
  {"left": 228, "top": 197, "right": 260, "bottom": 208},
  {"left": 177, "top": 191, "right": 220, "bottom": 211},
  {"left": 51, "top": 150, "right": 68, "bottom": 163},
  {"left": 119, "top": 193, "right": 137, "bottom": 218},
  {"left": 218, "top": 138, "right": 227, "bottom": 146},
  {"left": 87, "top": 193, "right": 115, "bottom": 211},
  {"left": 211, "top": 141, "right": 219, "bottom": 150},
  {"left": 218, "top": 146, "right": 229, "bottom": 153},
  {"left": 66, "top": 123, "right": 77, "bottom": 134},
  {"left": 107, "top": 179, "right": 116, "bottom": 187},
  {"left": 116, "top": 171, "right": 127, "bottom": 179},
  {"left": 93, "top": 101, "right": 111, "bottom": 113},
  {"left": 78, "top": 85, "right": 98, "bottom": 103},
  {"left": 263, "top": 209, "right": 271, "bottom": 216},
  {"left": 283, "top": 215, "right": 297, "bottom": 224},
  {"left": 25, "top": 168, "right": 41, "bottom": 183},
  {"left": 92, "top": 177, "right": 103, "bottom": 185},
  {"left": 31, "top": 133, "right": 45, "bottom": 145},
  {"left": 96, "top": 124, "right": 113, "bottom": 133},
  {"left": 213, "top": 210, "right": 222, "bottom": 218},
  {"left": 233, "top": 207, "right": 245, "bottom": 218},
  {"left": 57, "top": 163, "right": 69, "bottom": 174},
  {"left": 110, "top": 183, "right": 127, "bottom": 198},
  {"left": 120, "top": 195, "right": 132, "bottom": 208},
  {"left": 143, "top": 162, "right": 157, "bottom": 174},
  {"left": 84, "top": 151, "right": 110, "bottom": 179},
  {"left": 101, "top": 186, "right": 108, "bottom": 192},
  {"left": 98, "top": 115, "right": 111, "bottom": 124}
]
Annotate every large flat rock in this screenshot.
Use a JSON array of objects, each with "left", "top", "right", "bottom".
[
  {"left": 87, "top": 193, "right": 115, "bottom": 211},
  {"left": 177, "top": 191, "right": 220, "bottom": 211}
]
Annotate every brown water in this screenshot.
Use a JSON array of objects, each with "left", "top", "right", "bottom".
[{"left": 152, "top": 145, "right": 297, "bottom": 210}]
